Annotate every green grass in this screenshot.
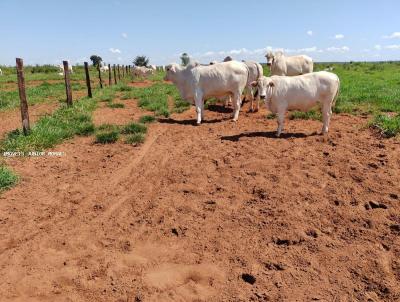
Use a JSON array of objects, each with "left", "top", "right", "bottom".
[
  {"left": 95, "top": 130, "right": 119, "bottom": 144},
  {"left": 139, "top": 115, "right": 156, "bottom": 124},
  {"left": 125, "top": 133, "right": 145, "bottom": 145},
  {"left": 121, "top": 122, "right": 147, "bottom": 134},
  {"left": 121, "top": 82, "right": 190, "bottom": 116},
  {"left": 288, "top": 110, "right": 322, "bottom": 121},
  {"left": 0, "top": 98, "right": 97, "bottom": 152},
  {"left": 0, "top": 165, "right": 18, "bottom": 192},
  {"left": 0, "top": 82, "right": 86, "bottom": 110},
  {"left": 371, "top": 114, "right": 400, "bottom": 137}
]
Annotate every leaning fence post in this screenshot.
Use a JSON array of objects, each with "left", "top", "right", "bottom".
[
  {"left": 84, "top": 62, "right": 92, "bottom": 98},
  {"left": 63, "top": 60, "right": 73, "bottom": 106},
  {"left": 113, "top": 64, "right": 117, "bottom": 84},
  {"left": 117, "top": 64, "right": 121, "bottom": 80},
  {"left": 16, "top": 58, "right": 30, "bottom": 135},
  {"left": 98, "top": 65, "right": 103, "bottom": 89},
  {"left": 108, "top": 64, "right": 112, "bottom": 86}
]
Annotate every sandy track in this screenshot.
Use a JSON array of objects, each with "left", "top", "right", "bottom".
[{"left": 0, "top": 100, "right": 399, "bottom": 301}]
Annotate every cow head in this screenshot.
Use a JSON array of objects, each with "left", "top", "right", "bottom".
[
  {"left": 251, "top": 77, "right": 275, "bottom": 100},
  {"left": 265, "top": 52, "right": 275, "bottom": 67},
  {"left": 164, "top": 64, "right": 178, "bottom": 81}
]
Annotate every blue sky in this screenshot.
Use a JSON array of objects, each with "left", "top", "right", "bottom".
[{"left": 0, "top": 0, "right": 399, "bottom": 66}]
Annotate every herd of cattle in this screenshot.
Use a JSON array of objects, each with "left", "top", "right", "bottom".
[
  {"left": 165, "top": 52, "right": 340, "bottom": 137},
  {"left": 0, "top": 52, "right": 340, "bottom": 136}
]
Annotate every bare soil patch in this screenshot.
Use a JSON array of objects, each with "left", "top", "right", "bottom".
[{"left": 1, "top": 100, "right": 399, "bottom": 301}]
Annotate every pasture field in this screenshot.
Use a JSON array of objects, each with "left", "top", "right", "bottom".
[{"left": 0, "top": 62, "right": 399, "bottom": 301}]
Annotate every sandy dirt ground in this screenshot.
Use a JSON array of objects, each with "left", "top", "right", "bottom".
[{"left": 0, "top": 99, "right": 399, "bottom": 301}]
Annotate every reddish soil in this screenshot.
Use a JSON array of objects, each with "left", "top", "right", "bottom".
[{"left": 1, "top": 100, "right": 400, "bottom": 301}]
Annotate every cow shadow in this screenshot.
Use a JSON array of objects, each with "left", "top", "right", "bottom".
[
  {"left": 221, "top": 131, "right": 317, "bottom": 142},
  {"left": 206, "top": 104, "right": 233, "bottom": 113},
  {"left": 158, "top": 117, "right": 229, "bottom": 126}
]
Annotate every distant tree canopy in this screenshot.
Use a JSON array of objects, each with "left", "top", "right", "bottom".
[
  {"left": 90, "top": 55, "right": 103, "bottom": 67},
  {"left": 133, "top": 56, "right": 149, "bottom": 67},
  {"left": 180, "top": 53, "right": 190, "bottom": 66}
]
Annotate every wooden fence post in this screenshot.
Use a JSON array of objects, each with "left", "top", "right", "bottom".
[
  {"left": 108, "top": 64, "right": 112, "bottom": 86},
  {"left": 117, "top": 64, "right": 121, "bottom": 81},
  {"left": 122, "top": 65, "right": 125, "bottom": 77},
  {"left": 113, "top": 64, "right": 117, "bottom": 84},
  {"left": 98, "top": 66, "right": 103, "bottom": 89},
  {"left": 16, "top": 58, "right": 30, "bottom": 135},
  {"left": 63, "top": 60, "right": 73, "bottom": 106},
  {"left": 84, "top": 62, "right": 92, "bottom": 98},
  {"left": 125, "top": 65, "right": 128, "bottom": 76}
]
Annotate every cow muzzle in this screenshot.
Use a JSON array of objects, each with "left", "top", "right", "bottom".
[{"left": 260, "top": 95, "right": 266, "bottom": 100}]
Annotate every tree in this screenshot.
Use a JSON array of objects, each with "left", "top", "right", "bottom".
[
  {"left": 90, "top": 55, "right": 103, "bottom": 68},
  {"left": 133, "top": 56, "right": 149, "bottom": 67},
  {"left": 180, "top": 53, "right": 190, "bottom": 66}
]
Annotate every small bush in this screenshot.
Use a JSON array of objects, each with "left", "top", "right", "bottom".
[
  {"left": 95, "top": 130, "right": 119, "bottom": 144},
  {"left": 121, "top": 123, "right": 147, "bottom": 134},
  {"left": 125, "top": 133, "right": 145, "bottom": 145},
  {"left": 266, "top": 113, "right": 276, "bottom": 120},
  {"left": 0, "top": 165, "right": 18, "bottom": 192},
  {"left": 371, "top": 114, "right": 400, "bottom": 137},
  {"left": 139, "top": 115, "right": 156, "bottom": 124},
  {"left": 97, "top": 124, "right": 120, "bottom": 131}
]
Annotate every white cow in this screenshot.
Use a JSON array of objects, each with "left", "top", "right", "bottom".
[
  {"left": 149, "top": 65, "right": 157, "bottom": 71},
  {"left": 100, "top": 62, "right": 109, "bottom": 73},
  {"left": 242, "top": 61, "right": 264, "bottom": 112},
  {"left": 0, "top": 68, "right": 3, "bottom": 76},
  {"left": 265, "top": 51, "right": 313, "bottom": 76},
  {"left": 58, "top": 63, "right": 73, "bottom": 74},
  {"left": 165, "top": 61, "right": 250, "bottom": 124},
  {"left": 251, "top": 71, "right": 340, "bottom": 136},
  {"left": 132, "top": 66, "right": 154, "bottom": 77}
]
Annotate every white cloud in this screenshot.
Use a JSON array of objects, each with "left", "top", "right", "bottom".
[
  {"left": 326, "top": 46, "right": 349, "bottom": 52},
  {"left": 121, "top": 33, "right": 128, "bottom": 39},
  {"left": 307, "top": 30, "right": 313, "bottom": 36},
  {"left": 297, "top": 46, "right": 317, "bottom": 52},
  {"left": 109, "top": 48, "right": 121, "bottom": 54},
  {"left": 374, "top": 44, "right": 382, "bottom": 50},
  {"left": 383, "top": 32, "right": 400, "bottom": 39},
  {"left": 385, "top": 44, "right": 400, "bottom": 49},
  {"left": 334, "top": 34, "right": 344, "bottom": 40}
]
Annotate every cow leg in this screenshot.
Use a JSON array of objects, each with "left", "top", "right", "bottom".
[
  {"left": 321, "top": 102, "right": 332, "bottom": 135},
  {"left": 276, "top": 111, "right": 285, "bottom": 137},
  {"left": 232, "top": 92, "right": 241, "bottom": 121},
  {"left": 194, "top": 90, "right": 204, "bottom": 124}
]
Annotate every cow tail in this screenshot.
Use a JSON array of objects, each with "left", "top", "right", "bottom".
[{"left": 332, "top": 77, "right": 340, "bottom": 108}]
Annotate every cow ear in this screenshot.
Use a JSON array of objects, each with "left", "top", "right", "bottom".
[
  {"left": 251, "top": 81, "right": 258, "bottom": 87},
  {"left": 268, "top": 82, "right": 275, "bottom": 87}
]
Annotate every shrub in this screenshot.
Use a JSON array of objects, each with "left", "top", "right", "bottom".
[
  {"left": 0, "top": 165, "right": 18, "bottom": 192},
  {"left": 139, "top": 115, "right": 156, "bottom": 124},
  {"left": 371, "top": 114, "right": 400, "bottom": 137},
  {"left": 95, "top": 130, "right": 119, "bottom": 144},
  {"left": 121, "top": 123, "right": 147, "bottom": 134},
  {"left": 125, "top": 133, "right": 145, "bottom": 145},
  {"left": 107, "top": 102, "right": 125, "bottom": 108}
]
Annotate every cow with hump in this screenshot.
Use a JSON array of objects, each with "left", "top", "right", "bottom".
[
  {"left": 252, "top": 71, "right": 340, "bottom": 137},
  {"left": 165, "top": 61, "right": 250, "bottom": 124},
  {"left": 265, "top": 51, "right": 314, "bottom": 76}
]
